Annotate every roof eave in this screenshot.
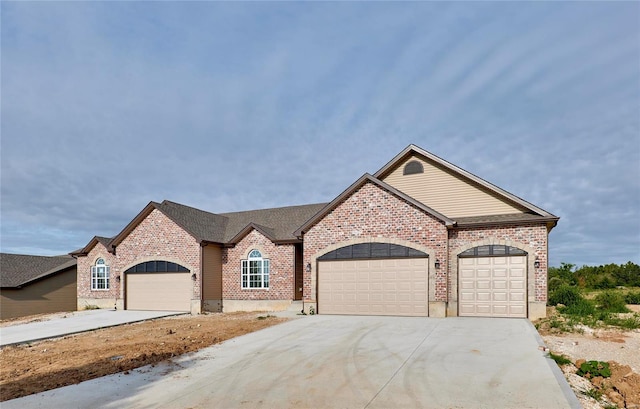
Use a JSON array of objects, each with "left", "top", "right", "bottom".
[{"left": 454, "top": 216, "right": 560, "bottom": 229}]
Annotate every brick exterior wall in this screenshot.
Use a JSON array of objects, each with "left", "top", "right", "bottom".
[
  {"left": 222, "top": 229, "right": 295, "bottom": 300},
  {"left": 77, "top": 243, "right": 119, "bottom": 303},
  {"left": 78, "top": 209, "right": 202, "bottom": 307},
  {"left": 448, "top": 224, "right": 548, "bottom": 302},
  {"left": 76, "top": 187, "right": 550, "bottom": 317},
  {"left": 116, "top": 209, "right": 201, "bottom": 299},
  {"left": 303, "top": 181, "right": 449, "bottom": 302}
]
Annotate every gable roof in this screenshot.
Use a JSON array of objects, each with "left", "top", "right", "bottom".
[
  {"left": 374, "top": 144, "right": 559, "bottom": 219},
  {"left": 70, "top": 236, "right": 114, "bottom": 256},
  {"left": 76, "top": 200, "right": 329, "bottom": 255},
  {"left": 1, "top": 253, "right": 77, "bottom": 288},
  {"left": 220, "top": 203, "right": 328, "bottom": 244},
  {"left": 295, "top": 173, "right": 456, "bottom": 237},
  {"left": 158, "top": 200, "right": 327, "bottom": 244}
]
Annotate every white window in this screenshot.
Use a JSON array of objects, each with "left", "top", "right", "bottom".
[
  {"left": 241, "top": 249, "right": 270, "bottom": 289},
  {"left": 91, "top": 258, "right": 110, "bottom": 290}
]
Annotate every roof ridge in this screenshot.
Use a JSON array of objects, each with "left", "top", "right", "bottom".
[
  {"left": 219, "top": 202, "right": 328, "bottom": 216},
  {"left": 160, "top": 200, "right": 226, "bottom": 217}
]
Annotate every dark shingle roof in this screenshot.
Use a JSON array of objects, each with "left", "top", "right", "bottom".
[
  {"left": 96, "top": 236, "right": 113, "bottom": 248},
  {"left": 219, "top": 203, "right": 328, "bottom": 242},
  {"left": 1, "top": 253, "right": 77, "bottom": 288},
  {"left": 155, "top": 200, "right": 328, "bottom": 244},
  {"left": 156, "top": 201, "right": 229, "bottom": 243}
]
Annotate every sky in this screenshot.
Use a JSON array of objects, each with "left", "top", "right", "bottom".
[{"left": 1, "top": 2, "right": 639, "bottom": 267}]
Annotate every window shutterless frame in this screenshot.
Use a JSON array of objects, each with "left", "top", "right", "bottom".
[
  {"left": 241, "top": 250, "right": 270, "bottom": 289},
  {"left": 91, "top": 258, "right": 110, "bottom": 290}
]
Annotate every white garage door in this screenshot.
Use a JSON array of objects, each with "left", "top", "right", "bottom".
[
  {"left": 127, "top": 273, "right": 191, "bottom": 312},
  {"left": 318, "top": 258, "right": 429, "bottom": 316},
  {"left": 459, "top": 256, "right": 527, "bottom": 318}
]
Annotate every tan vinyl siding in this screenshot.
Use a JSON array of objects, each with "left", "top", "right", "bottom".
[
  {"left": 202, "top": 245, "right": 222, "bottom": 311},
  {"left": 382, "top": 155, "right": 525, "bottom": 218},
  {"left": 0, "top": 268, "right": 77, "bottom": 320}
]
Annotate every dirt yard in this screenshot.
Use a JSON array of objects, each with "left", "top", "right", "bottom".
[
  {"left": 538, "top": 309, "right": 640, "bottom": 409},
  {"left": 0, "top": 312, "right": 287, "bottom": 401}
]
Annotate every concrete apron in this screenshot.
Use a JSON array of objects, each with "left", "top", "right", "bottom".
[{"left": 3, "top": 316, "right": 579, "bottom": 409}]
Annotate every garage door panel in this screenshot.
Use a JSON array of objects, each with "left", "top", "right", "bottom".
[
  {"left": 493, "top": 281, "right": 507, "bottom": 290},
  {"left": 493, "top": 305, "right": 508, "bottom": 315},
  {"left": 477, "top": 292, "right": 491, "bottom": 301},
  {"left": 477, "top": 305, "right": 491, "bottom": 314},
  {"left": 477, "top": 269, "right": 491, "bottom": 278},
  {"left": 127, "top": 273, "right": 191, "bottom": 312},
  {"left": 493, "top": 292, "right": 508, "bottom": 302},
  {"left": 510, "top": 305, "right": 526, "bottom": 315},
  {"left": 510, "top": 293, "right": 525, "bottom": 302},
  {"left": 477, "top": 281, "right": 491, "bottom": 290},
  {"left": 493, "top": 257, "right": 508, "bottom": 266},
  {"left": 459, "top": 255, "right": 527, "bottom": 318},
  {"left": 319, "top": 258, "right": 428, "bottom": 317},
  {"left": 493, "top": 269, "right": 507, "bottom": 278}
]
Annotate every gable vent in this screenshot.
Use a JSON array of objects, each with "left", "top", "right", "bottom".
[{"left": 403, "top": 160, "right": 424, "bottom": 175}]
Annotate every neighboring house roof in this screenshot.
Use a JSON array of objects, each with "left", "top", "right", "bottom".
[
  {"left": 295, "top": 173, "right": 456, "bottom": 237},
  {"left": 1, "top": 253, "right": 77, "bottom": 288},
  {"left": 374, "top": 144, "right": 559, "bottom": 220}
]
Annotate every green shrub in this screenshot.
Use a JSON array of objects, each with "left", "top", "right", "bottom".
[
  {"left": 583, "top": 388, "right": 603, "bottom": 400},
  {"left": 625, "top": 290, "right": 640, "bottom": 304},
  {"left": 577, "top": 360, "right": 611, "bottom": 378},
  {"left": 547, "top": 277, "right": 565, "bottom": 293},
  {"left": 548, "top": 284, "right": 583, "bottom": 307},
  {"left": 594, "top": 291, "right": 629, "bottom": 313},
  {"left": 603, "top": 315, "right": 640, "bottom": 329},
  {"left": 548, "top": 352, "right": 572, "bottom": 366},
  {"left": 560, "top": 298, "right": 596, "bottom": 316}
]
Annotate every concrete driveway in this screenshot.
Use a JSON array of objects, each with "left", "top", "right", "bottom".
[
  {"left": 0, "top": 309, "right": 186, "bottom": 346},
  {"left": 3, "top": 315, "right": 579, "bottom": 409}
]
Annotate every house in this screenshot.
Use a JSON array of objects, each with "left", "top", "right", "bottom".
[
  {"left": 0, "top": 253, "right": 77, "bottom": 320},
  {"left": 72, "top": 145, "right": 558, "bottom": 320}
]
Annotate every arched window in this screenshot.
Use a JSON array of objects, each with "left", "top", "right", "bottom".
[
  {"left": 403, "top": 160, "right": 424, "bottom": 175},
  {"left": 91, "top": 258, "right": 110, "bottom": 290},
  {"left": 241, "top": 249, "right": 270, "bottom": 289}
]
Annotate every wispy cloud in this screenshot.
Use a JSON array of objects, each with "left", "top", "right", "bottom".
[{"left": 1, "top": 2, "right": 638, "bottom": 266}]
